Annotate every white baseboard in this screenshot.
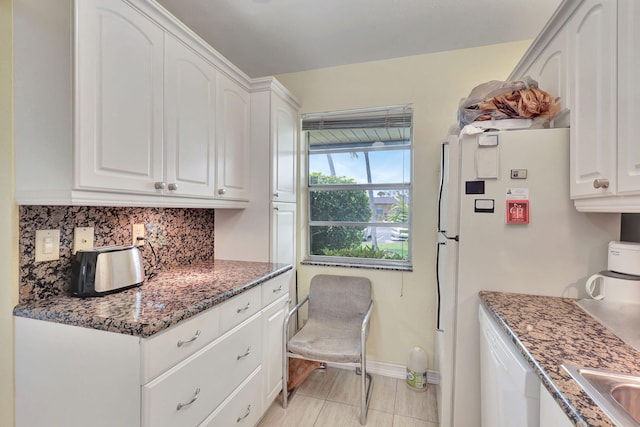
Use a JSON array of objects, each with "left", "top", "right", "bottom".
[{"left": 325, "top": 360, "right": 439, "bottom": 384}]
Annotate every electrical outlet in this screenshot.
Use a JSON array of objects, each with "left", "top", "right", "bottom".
[
  {"left": 132, "top": 224, "right": 145, "bottom": 246},
  {"left": 73, "top": 227, "right": 94, "bottom": 254}
]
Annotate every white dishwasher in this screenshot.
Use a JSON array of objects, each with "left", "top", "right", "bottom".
[{"left": 479, "top": 305, "right": 540, "bottom": 427}]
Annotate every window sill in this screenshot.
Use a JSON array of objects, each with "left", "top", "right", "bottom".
[{"left": 301, "top": 259, "right": 413, "bottom": 272}]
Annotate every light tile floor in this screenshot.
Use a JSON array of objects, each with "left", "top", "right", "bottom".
[{"left": 258, "top": 367, "right": 439, "bottom": 427}]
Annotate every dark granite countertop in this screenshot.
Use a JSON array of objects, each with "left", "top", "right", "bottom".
[
  {"left": 14, "top": 259, "right": 292, "bottom": 338},
  {"left": 480, "top": 291, "right": 640, "bottom": 427}
]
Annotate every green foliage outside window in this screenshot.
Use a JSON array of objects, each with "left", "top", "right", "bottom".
[{"left": 309, "top": 173, "right": 371, "bottom": 254}]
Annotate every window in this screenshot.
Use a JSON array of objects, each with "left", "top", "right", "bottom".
[{"left": 303, "top": 105, "right": 412, "bottom": 268}]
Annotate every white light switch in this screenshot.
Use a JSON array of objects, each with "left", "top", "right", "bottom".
[{"left": 35, "top": 229, "right": 60, "bottom": 262}]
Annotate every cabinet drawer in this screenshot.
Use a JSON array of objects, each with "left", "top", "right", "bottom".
[
  {"left": 262, "top": 272, "right": 291, "bottom": 306},
  {"left": 142, "top": 312, "right": 262, "bottom": 427},
  {"left": 199, "top": 366, "right": 263, "bottom": 427},
  {"left": 141, "top": 305, "right": 221, "bottom": 383},
  {"left": 220, "top": 285, "right": 261, "bottom": 332}
]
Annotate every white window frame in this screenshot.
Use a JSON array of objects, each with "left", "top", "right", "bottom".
[{"left": 303, "top": 105, "right": 413, "bottom": 269}]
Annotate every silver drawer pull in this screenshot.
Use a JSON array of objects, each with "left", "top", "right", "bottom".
[
  {"left": 177, "top": 330, "right": 201, "bottom": 347},
  {"left": 176, "top": 387, "right": 200, "bottom": 411},
  {"left": 237, "top": 405, "right": 251, "bottom": 422},
  {"left": 237, "top": 346, "right": 251, "bottom": 360},
  {"left": 272, "top": 285, "right": 283, "bottom": 293},
  {"left": 237, "top": 302, "right": 251, "bottom": 313}
]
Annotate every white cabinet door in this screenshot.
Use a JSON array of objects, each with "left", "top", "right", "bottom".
[
  {"left": 164, "top": 34, "right": 217, "bottom": 198},
  {"left": 271, "top": 202, "right": 296, "bottom": 266},
  {"left": 568, "top": 0, "right": 617, "bottom": 198},
  {"left": 216, "top": 74, "right": 251, "bottom": 201},
  {"left": 272, "top": 93, "right": 298, "bottom": 203},
  {"left": 262, "top": 295, "right": 289, "bottom": 408},
  {"left": 75, "top": 0, "right": 164, "bottom": 194},
  {"left": 617, "top": 0, "right": 640, "bottom": 195},
  {"left": 531, "top": 29, "right": 568, "bottom": 111}
]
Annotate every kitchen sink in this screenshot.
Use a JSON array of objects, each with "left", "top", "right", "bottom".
[{"left": 563, "top": 364, "right": 640, "bottom": 426}]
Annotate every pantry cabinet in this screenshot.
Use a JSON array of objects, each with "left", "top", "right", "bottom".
[
  {"left": 14, "top": 272, "right": 292, "bottom": 427},
  {"left": 271, "top": 92, "right": 299, "bottom": 203},
  {"left": 214, "top": 79, "right": 300, "bottom": 265},
  {"left": 14, "top": 0, "right": 251, "bottom": 207}
]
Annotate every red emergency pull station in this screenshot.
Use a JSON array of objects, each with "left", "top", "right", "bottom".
[{"left": 506, "top": 200, "right": 529, "bottom": 224}]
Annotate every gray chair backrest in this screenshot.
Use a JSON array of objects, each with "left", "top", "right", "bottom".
[{"left": 308, "top": 275, "right": 372, "bottom": 322}]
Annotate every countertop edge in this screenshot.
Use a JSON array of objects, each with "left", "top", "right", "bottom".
[{"left": 14, "top": 263, "right": 293, "bottom": 338}]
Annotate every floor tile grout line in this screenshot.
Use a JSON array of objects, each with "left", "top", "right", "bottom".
[{"left": 311, "top": 398, "right": 331, "bottom": 427}]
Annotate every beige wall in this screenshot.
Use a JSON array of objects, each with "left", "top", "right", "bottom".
[
  {"left": 1, "top": 0, "right": 18, "bottom": 425},
  {"left": 276, "top": 40, "right": 531, "bottom": 366}
]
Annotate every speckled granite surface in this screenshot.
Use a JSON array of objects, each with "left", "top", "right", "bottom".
[
  {"left": 480, "top": 291, "right": 640, "bottom": 427},
  {"left": 19, "top": 206, "right": 216, "bottom": 304},
  {"left": 14, "top": 260, "right": 292, "bottom": 338}
]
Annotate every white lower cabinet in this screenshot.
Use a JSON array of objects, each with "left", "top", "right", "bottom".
[
  {"left": 199, "top": 367, "right": 263, "bottom": 427},
  {"left": 262, "top": 295, "right": 289, "bottom": 407},
  {"left": 539, "top": 386, "right": 573, "bottom": 427},
  {"left": 14, "top": 272, "right": 292, "bottom": 427},
  {"left": 143, "top": 312, "right": 262, "bottom": 427}
]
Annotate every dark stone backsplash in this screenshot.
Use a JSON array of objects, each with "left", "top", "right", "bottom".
[{"left": 19, "top": 206, "right": 215, "bottom": 304}]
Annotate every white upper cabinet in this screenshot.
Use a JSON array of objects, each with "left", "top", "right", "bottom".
[
  {"left": 617, "top": 0, "right": 640, "bottom": 195},
  {"left": 513, "top": 0, "right": 640, "bottom": 211},
  {"left": 14, "top": 0, "right": 252, "bottom": 208},
  {"left": 530, "top": 29, "right": 568, "bottom": 111},
  {"left": 75, "top": 0, "right": 165, "bottom": 194},
  {"left": 216, "top": 74, "right": 251, "bottom": 201},
  {"left": 164, "top": 34, "right": 217, "bottom": 198},
  {"left": 568, "top": 0, "right": 617, "bottom": 199},
  {"left": 271, "top": 92, "right": 298, "bottom": 203}
]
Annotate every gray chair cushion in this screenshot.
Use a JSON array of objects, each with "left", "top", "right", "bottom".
[{"left": 287, "top": 275, "right": 372, "bottom": 364}]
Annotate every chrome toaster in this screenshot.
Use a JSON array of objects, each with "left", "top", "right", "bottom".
[{"left": 70, "top": 245, "right": 145, "bottom": 297}]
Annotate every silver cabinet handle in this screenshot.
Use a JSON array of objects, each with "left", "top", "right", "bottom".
[
  {"left": 154, "top": 182, "right": 166, "bottom": 190},
  {"left": 177, "top": 330, "right": 201, "bottom": 347},
  {"left": 272, "top": 285, "right": 283, "bottom": 293},
  {"left": 273, "top": 192, "right": 279, "bottom": 198},
  {"left": 236, "top": 346, "right": 251, "bottom": 360},
  {"left": 177, "top": 387, "right": 200, "bottom": 410},
  {"left": 167, "top": 183, "right": 178, "bottom": 191},
  {"left": 218, "top": 188, "right": 227, "bottom": 195},
  {"left": 593, "top": 178, "right": 610, "bottom": 189},
  {"left": 237, "top": 405, "right": 251, "bottom": 422},
  {"left": 236, "top": 302, "right": 250, "bottom": 313}
]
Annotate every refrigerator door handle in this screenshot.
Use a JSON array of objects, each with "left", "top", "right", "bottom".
[
  {"left": 439, "top": 230, "right": 459, "bottom": 242},
  {"left": 436, "top": 241, "right": 446, "bottom": 330}
]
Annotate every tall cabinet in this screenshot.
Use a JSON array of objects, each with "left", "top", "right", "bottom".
[{"left": 214, "top": 77, "right": 300, "bottom": 271}]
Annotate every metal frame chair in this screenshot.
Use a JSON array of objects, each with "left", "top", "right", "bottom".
[{"left": 282, "top": 275, "right": 374, "bottom": 425}]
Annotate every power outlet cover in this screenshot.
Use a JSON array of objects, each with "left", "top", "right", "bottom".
[
  {"left": 132, "top": 224, "right": 145, "bottom": 246},
  {"left": 73, "top": 227, "right": 94, "bottom": 254}
]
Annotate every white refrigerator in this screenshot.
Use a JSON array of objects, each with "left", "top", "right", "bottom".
[{"left": 434, "top": 128, "right": 620, "bottom": 427}]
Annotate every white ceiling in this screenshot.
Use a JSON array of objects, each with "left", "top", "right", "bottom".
[{"left": 156, "top": 0, "right": 563, "bottom": 78}]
